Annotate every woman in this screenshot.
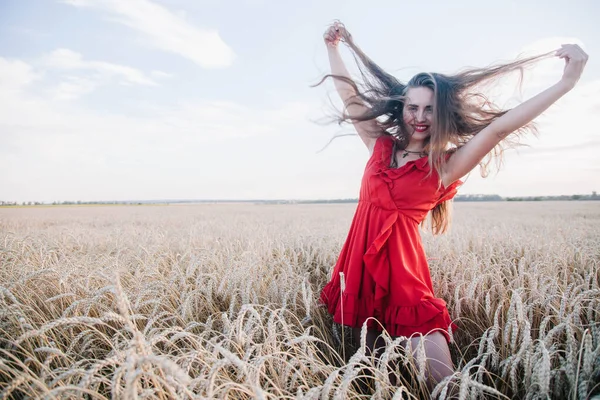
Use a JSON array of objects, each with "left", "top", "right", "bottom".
[{"left": 318, "top": 20, "right": 588, "bottom": 386}]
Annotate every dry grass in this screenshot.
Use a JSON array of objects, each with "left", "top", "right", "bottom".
[{"left": 0, "top": 202, "right": 599, "bottom": 399}]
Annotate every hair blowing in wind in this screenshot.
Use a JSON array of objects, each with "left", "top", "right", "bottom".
[{"left": 315, "top": 21, "right": 557, "bottom": 233}]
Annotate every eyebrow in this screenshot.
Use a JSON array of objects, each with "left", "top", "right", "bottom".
[{"left": 407, "top": 104, "right": 433, "bottom": 108}]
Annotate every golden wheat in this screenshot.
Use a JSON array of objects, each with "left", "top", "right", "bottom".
[{"left": 0, "top": 202, "right": 599, "bottom": 399}]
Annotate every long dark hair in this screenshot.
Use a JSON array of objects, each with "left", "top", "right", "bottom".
[{"left": 316, "top": 26, "right": 552, "bottom": 233}]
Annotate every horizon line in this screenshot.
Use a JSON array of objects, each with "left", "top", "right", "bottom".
[{"left": 2, "top": 192, "right": 598, "bottom": 205}]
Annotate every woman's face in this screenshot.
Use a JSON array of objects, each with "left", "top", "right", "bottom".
[{"left": 403, "top": 86, "right": 434, "bottom": 141}]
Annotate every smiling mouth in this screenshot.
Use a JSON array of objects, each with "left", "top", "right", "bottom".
[{"left": 413, "top": 124, "right": 429, "bottom": 133}]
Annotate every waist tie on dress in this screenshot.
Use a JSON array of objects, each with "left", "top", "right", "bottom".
[
  {"left": 361, "top": 206, "right": 420, "bottom": 301},
  {"left": 362, "top": 209, "right": 398, "bottom": 303}
]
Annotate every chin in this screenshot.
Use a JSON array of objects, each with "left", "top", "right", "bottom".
[{"left": 411, "top": 131, "right": 431, "bottom": 141}]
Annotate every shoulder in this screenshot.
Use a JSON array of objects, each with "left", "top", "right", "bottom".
[
  {"left": 370, "top": 134, "right": 394, "bottom": 154},
  {"left": 368, "top": 135, "right": 395, "bottom": 166}
]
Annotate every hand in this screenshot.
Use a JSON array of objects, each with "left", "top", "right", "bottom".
[
  {"left": 556, "top": 44, "right": 589, "bottom": 89},
  {"left": 323, "top": 20, "right": 351, "bottom": 49}
]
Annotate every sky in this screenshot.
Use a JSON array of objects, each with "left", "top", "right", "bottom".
[{"left": 0, "top": 0, "right": 599, "bottom": 203}]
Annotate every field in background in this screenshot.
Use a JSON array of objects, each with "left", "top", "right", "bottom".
[{"left": 1, "top": 202, "right": 599, "bottom": 399}]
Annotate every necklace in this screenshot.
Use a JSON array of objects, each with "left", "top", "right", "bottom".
[{"left": 402, "top": 149, "right": 427, "bottom": 158}]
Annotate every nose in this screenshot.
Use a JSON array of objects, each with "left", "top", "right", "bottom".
[{"left": 416, "top": 110, "right": 426, "bottom": 122}]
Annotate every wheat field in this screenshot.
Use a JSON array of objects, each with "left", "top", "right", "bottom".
[{"left": 0, "top": 202, "right": 599, "bottom": 399}]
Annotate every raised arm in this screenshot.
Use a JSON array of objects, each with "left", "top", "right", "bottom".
[
  {"left": 324, "top": 22, "right": 380, "bottom": 153},
  {"left": 441, "top": 44, "right": 589, "bottom": 187}
]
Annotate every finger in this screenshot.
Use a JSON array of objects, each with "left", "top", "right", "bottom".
[
  {"left": 558, "top": 47, "right": 576, "bottom": 58},
  {"left": 575, "top": 46, "right": 588, "bottom": 60},
  {"left": 566, "top": 48, "right": 584, "bottom": 62},
  {"left": 565, "top": 44, "right": 583, "bottom": 57},
  {"left": 560, "top": 44, "right": 575, "bottom": 56}
]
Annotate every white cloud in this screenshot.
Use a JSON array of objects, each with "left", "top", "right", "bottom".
[
  {"left": 0, "top": 56, "right": 318, "bottom": 201},
  {"left": 60, "top": 0, "right": 235, "bottom": 68},
  {"left": 0, "top": 58, "right": 41, "bottom": 91},
  {"left": 0, "top": 57, "right": 306, "bottom": 140},
  {"left": 43, "top": 48, "right": 157, "bottom": 86},
  {"left": 53, "top": 76, "right": 100, "bottom": 101},
  {"left": 151, "top": 70, "right": 174, "bottom": 79},
  {"left": 36, "top": 48, "right": 158, "bottom": 100}
]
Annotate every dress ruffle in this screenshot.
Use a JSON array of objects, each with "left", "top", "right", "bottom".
[
  {"left": 375, "top": 139, "right": 430, "bottom": 183},
  {"left": 320, "top": 282, "right": 454, "bottom": 340},
  {"left": 436, "top": 179, "right": 462, "bottom": 206},
  {"left": 375, "top": 136, "right": 462, "bottom": 204}
]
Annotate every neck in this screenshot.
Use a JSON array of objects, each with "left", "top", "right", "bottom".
[{"left": 404, "top": 138, "right": 426, "bottom": 152}]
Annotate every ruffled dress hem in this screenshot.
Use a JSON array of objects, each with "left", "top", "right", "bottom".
[{"left": 320, "top": 282, "right": 455, "bottom": 342}]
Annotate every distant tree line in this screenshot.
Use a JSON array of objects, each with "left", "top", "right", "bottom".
[
  {"left": 454, "top": 194, "right": 503, "bottom": 202},
  {"left": 1, "top": 191, "right": 598, "bottom": 206},
  {"left": 0, "top": 200, "right": 143, "bottom": 206},
  {"left": 504, "top": 192, "right": 599, "bottom": 201}
]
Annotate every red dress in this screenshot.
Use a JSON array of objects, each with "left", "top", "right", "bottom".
[{"left": 320, "top": 135, "right": 462, "bottom": 341}]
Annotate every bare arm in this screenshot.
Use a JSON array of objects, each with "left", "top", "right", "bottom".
[
  {"left": 441, "top": 44, "right": 589, "bottom": 187},
  {"left": 324, "top": 22, "right": 379, "bottom": 153}
]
